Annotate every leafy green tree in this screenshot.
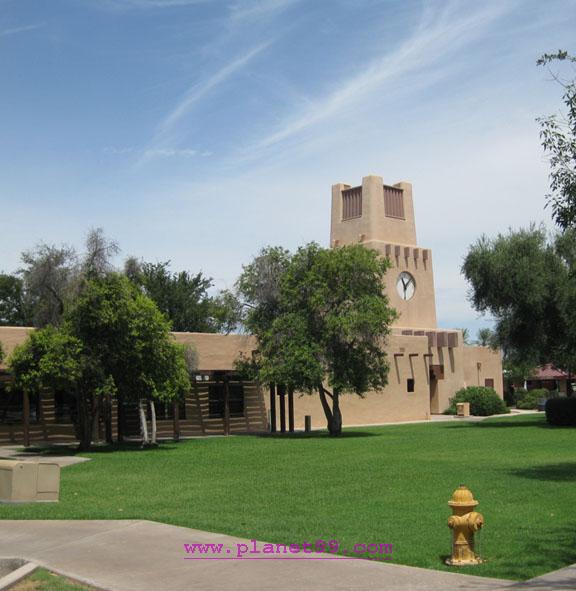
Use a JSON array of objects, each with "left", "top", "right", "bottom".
[
  {"left": 125, "top": 259, "right": 221, "bottom": 333},
  {"left": 66, "top": 273, "right": 191, "bottom": 445},
  {"left": 537, "top": 51, "right": 576, "bottom": 230},
  {"left": 0, "top": 274, "right": 28, "bottom": 326},
  {"left": 236, "top": 243, "right": 397, "bottom": 436},
  {"left": 7, "top": 326, "right": 102, "bottom": 449},
  {"left": 462, "top": 226, "right": 576, "bottom": 392}
]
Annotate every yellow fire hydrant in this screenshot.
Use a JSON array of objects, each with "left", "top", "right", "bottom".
[{"left": 446, "top": 485, "right": 484, "bottom": 565}]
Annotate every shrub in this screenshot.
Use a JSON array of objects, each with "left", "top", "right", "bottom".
[
  {"left": 545, "top": 397, "right": 576, "bottom": 426},
  {"left": 516, "top": 388, "right": 548, "bottom": 410},
  {"left": 446, "top": 386, "right": 509, "bottom": 416},
  {"left": 512, "top": 387, "right": 527, "bottom": 405}
]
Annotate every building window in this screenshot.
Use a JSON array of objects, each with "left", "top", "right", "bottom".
[
  {"left": 342, "top": 187, "right": 362, "bottom": 220},
  {"left": 384, "top": 186, "right": 405, "bottom": 219},
  {"left": 55, "top": 389, "right": 77, "bottom": 423},
  {"left": 0, "top": 382, "right": 40, "bottom": 424},
  {"left": 208, "top": 380, "right": 245, "bottom": 418},
  {"left": 484, "top": 378, "right": 494, "bottom": 389},
  {"left": 147, "top": 399, "right": 186, "bottom": 421},
  {"left": 407, "top": 378, "right": 415, "bottom": 393},
  {"left": 229, "top": 384, "right": 245, "bottom": 417},
  {"left": 208, "top": 383, "right": 225, "bottom": 418}
]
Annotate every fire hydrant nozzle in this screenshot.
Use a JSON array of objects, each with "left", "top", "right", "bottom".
[{"left": 446, "top": 485, "right": 484, "bottom": 566}]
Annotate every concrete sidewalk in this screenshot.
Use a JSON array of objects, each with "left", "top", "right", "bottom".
[{"left": 0, "top": 520, "right": 515, "bottom": 591}]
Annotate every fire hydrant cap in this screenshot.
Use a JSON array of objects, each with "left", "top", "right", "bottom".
[{"left": 448, "top": 485, "right": 479, "bottom": 507}]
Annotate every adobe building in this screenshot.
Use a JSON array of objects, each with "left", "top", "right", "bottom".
[{"left": 0, "top": 174, "right": 502, "bottom": 444}]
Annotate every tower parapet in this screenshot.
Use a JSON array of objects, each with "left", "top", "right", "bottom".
[{"left": 330, "top": 174, "right": 436, "bottom": 329}]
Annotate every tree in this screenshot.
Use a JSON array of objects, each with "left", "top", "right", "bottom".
[
  {"left": 0, "top": 274, "right": 28, "bottom": 326},
  {"left": 476, "top": 327, "right": 496, "bottom": 347},
  {"left": 537, "top": 51, "right": 576, "bottom": 230},
  {"left": 236, "top": 243, "right": 398, "bottom": 436},
  {"left": 82, "top": 227, "right": 120, "bottom": 280},
  {"left": 7, "top": 327, "right": 97, "bottom": 448},
  {"left": 462, "top": 226, "right": 576, "bottom": 390},
  {"left": 458, "top": 328, "right": 471, "bottom": 345},
  {"left": 124, "top": 259, "right": 220, "bottom": 333},
  {"left": 66, "top": 273, "right": 191, "bottom": 446},
  {"left": 18, "top": 229, "right": 119, "bottom": 328},
  {"left": 20, "top": 243, "right": 78, "bottom": 327}
]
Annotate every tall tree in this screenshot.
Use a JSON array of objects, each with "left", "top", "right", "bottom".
[
  {"left": 537, "top": 50, "right": 576, "bottom": 230},
  {"left": 7, "top": 326, "right": 100, "bottom": 449},
  {"left": 0, "top": 274, "right": 28, "bottom": 326},
  {"left": 125, "top": 258, "right": 220, "bottom": 333},
  {"left": 236, "top": 243, "right": 397, "bottom": 436},
  {"left": 462, "top": 226, "right": 576, "bottom": 389},
  {"left": 66, "top": 273, "right": 190, "bottom": 446},
  {"left": 82, "top": 227, "right": 120, "bottom": 280},
  {"left": 20, "top": 243, "right": 78, "bottom": 327}
]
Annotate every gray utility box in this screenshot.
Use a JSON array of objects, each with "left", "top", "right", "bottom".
[{"left": 0, "top": 460, "right": 60, "bottom": 503}]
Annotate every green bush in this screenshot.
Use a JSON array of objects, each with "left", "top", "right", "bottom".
[
  {"left": 446, "top": 386, "right": 509, "bottom": 416},
  {"left": 516, "top": 388, "right": 548, "bottom": 410},
  {"left": 513, "top": 387, "right": 528, "bottom": 405},
  {"left": 545, "top": 397, "right": 576, "bottom": 426}
]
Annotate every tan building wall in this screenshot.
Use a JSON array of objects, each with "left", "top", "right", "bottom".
[{"left": 462, "top": 346, "right": 504, "bottom": 395}]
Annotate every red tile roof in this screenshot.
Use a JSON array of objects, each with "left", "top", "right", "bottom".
[{"left": 533, "top": 364, "right": 569, "bottom": 379}]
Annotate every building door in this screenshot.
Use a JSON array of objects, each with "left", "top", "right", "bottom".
[
  {"left": 429, "top": 365, "right": 444, "bottom": 415},
  {"left": 430, "top": 372, "right": 439, "bottom": 414}
]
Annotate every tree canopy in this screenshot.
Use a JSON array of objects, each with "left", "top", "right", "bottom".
[
  {"left": 537, "top": 51, "right": 576, "bottom": 230},
  {"left": 462, "top": 226, "right": 576, "bottom": 377},
  {"left": 236, "top": 243, "right": 397, "bottom": 435}
]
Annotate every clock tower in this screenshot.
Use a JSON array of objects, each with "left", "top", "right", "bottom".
[{"left": 330, "top": 174, "right": 437, "bottom": 329}]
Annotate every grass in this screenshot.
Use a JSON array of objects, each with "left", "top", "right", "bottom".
[
  {"left": 13, "top": 567, "right": 97, "bottom": 590},
  {"left": 1, "top": 414, "right": 575, "bottom": 581}
]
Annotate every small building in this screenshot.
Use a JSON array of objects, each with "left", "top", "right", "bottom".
[
  {"left": 525, "top": 364, "right": 573, "bottom": 394},
  {"left": 0, "top": 174, "right": 503, "bottom": 444}
]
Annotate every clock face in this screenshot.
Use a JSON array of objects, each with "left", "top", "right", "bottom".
[{"left": 396, "top": 272, "right": 416, "bottom": 301}]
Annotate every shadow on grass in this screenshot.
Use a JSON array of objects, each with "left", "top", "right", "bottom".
[
  {"left": 18, "top": 442, "right": 179, "bottom": 456},
  {"left": 510, "top": 462, "right": 576, "bottom": 482},
  {"left": 445, "top": 417, "right": 554, "bottom": 430},
  {"left": 498, "top": 521, "right": 576, "bottom": 582},
  {"left": 255, "top": 430, "right": 379, "bottom": 440}
]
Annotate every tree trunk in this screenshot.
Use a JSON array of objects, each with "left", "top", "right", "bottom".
[
  {"left": 139, "top": 399, "right": 149, "bottom": 447},
  {"left": 150, "top": 400, "right": 157, "bottom": 446},
  {"left": 22, "top": 389, "right": 30, "bottom": 448},
  {"left": 117, "top": 393, "right": 125, "bottom": 444},
  {"left": 77, "top": 392, "right": 93, "bottom": 452},
  {"left": 105, "top": 394, "right": 113, "bottom": 444},
  {"left": 318, "top": 385, "right": 342, "bottom": 436}
]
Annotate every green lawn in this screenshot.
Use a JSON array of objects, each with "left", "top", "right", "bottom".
[
  {"left": 13, "top": 568, "right": 97, "bottom": 590},
  {"left": 1, "top": 414, "right": 574, "bottom": 581}
]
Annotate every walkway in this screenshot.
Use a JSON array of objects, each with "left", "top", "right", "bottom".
[{"left": 0, "top": 520, "right": 515, "bottom": 591}]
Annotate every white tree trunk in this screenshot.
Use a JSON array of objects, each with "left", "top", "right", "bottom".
[
  {"left": 138, "top": 399, "right": 149, "bottom": 446},
  {"left": 150, "top": 400, "right": 157, "bottom": 445}
]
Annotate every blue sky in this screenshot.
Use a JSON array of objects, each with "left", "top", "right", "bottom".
[{"left": 1, "top": 0, "right": 575, "bottom": 337}]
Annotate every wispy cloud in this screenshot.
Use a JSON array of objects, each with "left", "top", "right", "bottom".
[
  {"left": 0, "top": 23, "right": 44, "bottom": 38},
  {"left": 228, "top": 0, "right": 301, "bottom": 23},
  {"left": 104, "top": 146, "right": 210, "bottom": 158},
  {"left": 250, "top": 2, "right": 511, "bottom": 152},
  {"left": 135, "top": 41, "right": 271, "bottom": 166},
  {"left": 157, "top": 41, "right": 271, "bottom": 136},
  {"left": 95, "top": 0, "right": 212, "bottom": 9}
]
